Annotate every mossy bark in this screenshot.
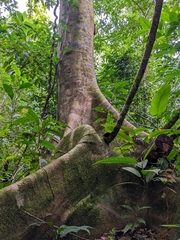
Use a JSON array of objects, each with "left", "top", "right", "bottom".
[
  {"left": 0, "top": 125, "right": 118, "bottom": 239},
  {"left": 0, "top": 125, "right": 179, "bottom": 240}
]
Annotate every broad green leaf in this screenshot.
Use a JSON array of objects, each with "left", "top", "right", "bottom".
[
  {"left": 121, "top": 126, "right": 136, "bottom": 134},
  {"left": 12, "top": 117, "right": 30, "bottom": 125},
  {"left": 24, "top": 23, "right": 34, "bottom": 29},
  {"left": 135, "top": 28, "right": 149, "bottom": 37},
  {"left": 11, "top": 64, "right": 21, "bottom": 76},
  {"left": 166, "top": 24, "right": 178, "bottom": 37},
  {"left": 139, "top": 17, "right": 151, "bottom": 29},
  {"left": 45, "top": 129, "right": 62, "bottom": 138},
  {"left": 16, "top": 11, "right": 23, "bottom": 22},
  {"left": 19, "top": 83, "right": 33, "bottom": 89},
  {"left": 40, "top": 140, "right": 56, "bottom": 151},
  {"left": 145, "top": 172, "right": 157, "bottom": 183},
  {"left": 169, "top": 12, "right": 178, "bottom": 22},
  {"left": 136, "top": 159, "right": 148, "bottom": 169},
  {"left": 95, "top": 118, "right": 105, "bottom": 123},
  {"left": 137, "top": 218, "right": 146, "bottom": 224},
  {"left": 132, "top": 128, "right": 148, "bottom": 135},
  {"left": 149, "top": 84, "right": 171, "bottom": 118},
  {"left": 117, "top": 130, "right": 133, "bottom": 142},
  {"left": 3, "top": 84, "right": 14, "bottom": 99},
  {"left": 57, "top": 225, "right": 92, "bottom": 238},
  {"left": 123, "top": 223, "right": 133, "bottom": 234},
  {"left": 143, "top": 169, "right": 159, "bottom": 176},
  {"left": 46, "top": 222, "right": 54, "bottom": 228},
  {"left": 26, "top": 108, "right": 39, "bottom": 124},
  {"left": 121, "top": 204, "right": 133, "bottom": 211},
  {"left": 148, "top": 129, "right": 170, "bottom": 139},
  {"left": 122, "top": 167, "right": 141, "bottom": 178},
  {"left": 94, "top": 157, "right": 137, "bottom": 165},
  {"left": 153, "top": 43, "right": 169, "bottom": 50}
]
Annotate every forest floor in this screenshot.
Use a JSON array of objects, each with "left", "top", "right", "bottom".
[{"left": 97, "top": 227, "right": 178, "bottom": 240}]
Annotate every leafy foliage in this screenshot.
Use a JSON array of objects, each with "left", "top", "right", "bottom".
[
  {"left": 94, "top": 157, "right": 137, "bottom": 165},
  {"left": 120, "top": 204, "right": 151, "bottom": 234},
  {"left": 29, "top": 221, "right": 92, "bottom": 239},
  {"left": 0, "top": 2, "right": 63, "bottom": 188}
]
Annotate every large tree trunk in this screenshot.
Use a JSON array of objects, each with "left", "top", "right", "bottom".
[{"left": 57, "top": 0, "right": 135, "bottom": 135}]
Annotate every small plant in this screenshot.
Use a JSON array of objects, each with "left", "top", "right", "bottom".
[
  {"left": 30, "top": 221, "right": 92, "bottom": 239},
  {"left": 25, "top": 210, "right": 92, "bottom": 239},
  {"left": 121, "top": 204, "right": 151, "bottom": 234},
  {"left": 108, "top": 227, "right": 116, "bottom": 240}
]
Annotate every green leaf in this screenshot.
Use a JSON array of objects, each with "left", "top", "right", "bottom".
[
  {"left": 16, "top": 11, "right": 23, "bottom": 22},
  {"left": 12, "top": 117, "right": 30, "bottom": 125},
  {"left": 94, "top": 157, "right": 137, "bottom": 165},
  {"left": 3, "top": 84, "right": 14, "bottom": 99},
  {"left": 117, "top": 130, "right": 133, "bottom": 142},
  {"left": 139, "top": 17, "right": 151, "bottom": 29},
  {"left": 137, "top": 206, "right": 151, "bottom": 211},
  {"left": 123, "top": 223, "right": 133, "bottom": 234},
  {"left": 40, "top": 140, "right": 56, "bottom": 151},
  {"left": 169, "top": 12, "right": 178, "bottom": 22},
  {"left": 26, "top": 108, "right": 39, "bottom": 124},
  {"left": 93, "top": 106, "right": 106, "bottom": 113},
  {"left": 161, "top": 224, "right": 180, "bottom": 228},
  {"left": 122, "top": 167, "right": 141, "bottom": 178},
  {"left": 121, "top": 205, "right": 133, "bottom": 211},
  {"left": 145, "top": 172, "right": 156, "bottom": 183},
  {"left": 56, "top": 225, "right": 92, "bottom": 238},
  {"left": 29, "top": 222, "right": 45, "bottom": 227},
  {"left": 141, "top": 169, "right": 161, "bottom": 176},
  {"left": 24, "top": 22, "right": 34, "bottom": 29},
  {"left": 19, "top": 83, "right": 33, "bottom": 89},
  {"left": 137, "top": 218, "right": 146, "bottom": 224},
  {"left": 46, "top": 222, "right": 54, "bottom": 228},
  {"left": 45, "top": 129, "right": 62, "bottom": 138},
  {"left": 132, "top": 128, "right": 148, "bottom": 135},
  {"left": 153, "top": 43, "right": 169, "bottom": 50},
  {"left": 136, "top": 159, "right": 148, "bottom": 169},
  {"left": 135, "top": 28, "right": 149, "bottom": 37},
  {"left": 11, "top": 64, "right": 21, "bottom": 76},
  {"left": 6, "top": 155, "right": 18, "bottom": 160},
  {"left": 148, "top": 129, "right": 170, "bottom": 139},
  {"left": 149, "top": 84, "right": 171, "bottom": 118}
]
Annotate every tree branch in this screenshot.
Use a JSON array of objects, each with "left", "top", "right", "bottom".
[
  {"left": 104, "top": 0, "right": 163, "bottom": 145},
  {"left": 163, "top": 108, "right": 180, "bottom": 129},
  {"left": 131, "top": 0, "right": 146, "bottom": 17}
]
